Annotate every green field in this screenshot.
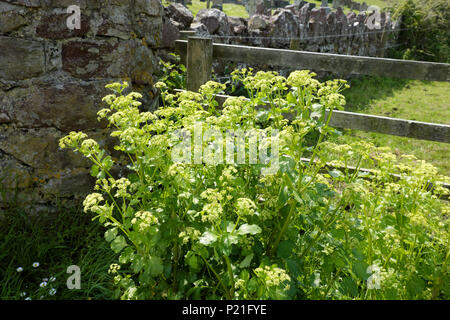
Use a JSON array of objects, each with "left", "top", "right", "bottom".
[
  {"left": 334, "top": 77, "right": 449, "bottom": 176},
  {"left": 163, "top": 0, "right": 399, "bottom": 18}
]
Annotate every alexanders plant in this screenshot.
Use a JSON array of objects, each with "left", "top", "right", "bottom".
[{"left": 60, "top": 69, "right": 449, "bottom": 300}]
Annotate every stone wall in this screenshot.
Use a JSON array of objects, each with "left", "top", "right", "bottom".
[
  {"left": 165, "top": 3, "right": 400, "bottom": 57},
  {"left": 0, "top": 0, "right": 166, "bottom": 210}
]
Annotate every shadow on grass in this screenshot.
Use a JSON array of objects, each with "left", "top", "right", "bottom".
[{"left": 342, "top": 76, "right": 411, "bottom": 113}]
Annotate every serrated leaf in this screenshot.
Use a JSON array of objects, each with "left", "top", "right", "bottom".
[
  {"left": 131, "top": 255, "right": 144, "bottom": 273},
  {"left": 237, "top": 224, "right": 262, "bottom": 235},
  {"left": 148, "top": 256, "right": 164, "bottom": 276},
  {"left": 111, "top": 235, "right": 127, "bottom": 253},
  {"left": 353, "top": 260, "right": 369, "bottom": 280},
  {"left": 340, "top": 277, "right": 359, "bottom": 297},
  {"left": 199, "top": 231, "right": 217, "bottom": 245},
  {"left": 119, "top": 247, "right": 134, "bottom": 264},
  {"left": 90, "top": 165, "right": 99, "bottom": 177},
  {"left": 329, "top": 169, "right": 343, "bottom": 178},
  {"left": 277, "top": 240, "right": 294, "bottom": 259},
  {"left": 104, "top": 227, "right": 118, "bottom": 242},
  {"left": 239, "top": 253, "right": 254, "bottom": 268}
]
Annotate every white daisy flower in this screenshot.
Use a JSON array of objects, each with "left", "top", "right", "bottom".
[
  {"left": 16, "top": 267, "right": 23, "bottom": 272},
  {"left": 32, "top": 262, "right": 40, "bottom": 268},
  {"left": 42, "top": 278, "right": 49, "bottom": 282},
  {"left": 49, "top": 276, "right": 56, "bottom": 282},
  {"left": 25, "top": 297, "right": 31, "bottom": 300},
  {"left": 40, "top": 281, "right": 48, "bottom": 288},
  {"left": 49, "top": 288, "right": 57, "bottom": 296}
]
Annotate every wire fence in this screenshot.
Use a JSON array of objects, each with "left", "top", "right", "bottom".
[{"left": 209, "top": 26, "right": 410, "bottom": 42}]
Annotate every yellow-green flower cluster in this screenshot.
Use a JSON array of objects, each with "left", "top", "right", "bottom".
[
  {"left": 108, "top": 263, "right": 121, "bottom": 274},
  {"left": 235, "top": 198, "right": 257, "bottom": 216},
  {"left": 112, "top": 178, "right": 131, "bottom": 198},
  {"left": 131, "top": 211, "right": 159, "bottom": 232},
  {"left": 80, "top": 139, "right": 100, "bottom": 156},
  {"left": 83, "top": 193, "right": 104, "bottom": 213},
  {"left": 59, "top": 131, "right": 88, "bottom": 149},
  {"left": 254, "top": 265, "right": 291, "bottom": 289},
  {"left": 201, "top": 202, "right": 223, "bottom": 223},
  {"left": 199, "top": 81, "right": 226, "bottom": 97},
  {"left": 178, "top": 227, "right": 201, "bottom": 244},
  {"left": 287, "top": 70, "right": 319, "bottom": 89}
]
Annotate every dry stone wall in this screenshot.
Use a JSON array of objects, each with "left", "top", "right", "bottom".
[
  {"left": 0, "top": 0, "right": 166, "bottom": 210},
  {"left": 166, "top": 3, "right": 400, "bottom": 57}
]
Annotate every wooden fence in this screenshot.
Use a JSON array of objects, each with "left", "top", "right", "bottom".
[{"left": 174, "top": 36, "right": 450, "bottom": 195}]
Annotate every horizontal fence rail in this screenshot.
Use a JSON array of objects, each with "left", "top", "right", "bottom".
[
  {"left": 175, "top": 39, "right": 450, "bottom": 82},
  {"left": 174, "top": 89, "right": 450, "bottom": 197},
  {"left": 174, "top": 90, "right": 450, "bottom": 144},
  {"left": 173, "top": 37, "right": 449, "bottom": 197}
]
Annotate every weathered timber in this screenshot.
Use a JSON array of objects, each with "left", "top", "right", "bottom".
[
  {"left": 173, "top": 89, "right": 450, "bottom": 197},
  {"left": 299, "top": 158, "right": 450, "bottom": 199},
  {"left": 175, "top": 40, "right": 450, "bottom": 81},
  {"left": 174, "top": 90, "right": 450, "bottom": 143},
  {"left": 186, "top": 37, "right": 213, "bottom": 92}
]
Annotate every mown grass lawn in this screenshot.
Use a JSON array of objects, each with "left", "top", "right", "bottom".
[{"left": 333, "top": 77, "right": 450, "bottom": 176}]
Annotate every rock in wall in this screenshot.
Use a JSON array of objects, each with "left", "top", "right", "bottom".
[
  {"left": 0, "top": 0, "right": 165, "bottom": 210},
  {"left": 165, "top": 3, "right": 400, "bottom": 56}
]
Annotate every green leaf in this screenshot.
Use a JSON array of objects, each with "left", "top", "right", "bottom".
[
  {"left": 277, "top": 186, "right": 289, "bottom": 206},
  {"left": 119, "top": 247, "right": 135, "bottom": 264},
  {"left": 199, "top": 231, "right": 217, "bottom": 246},
  {"left": 286, "top": 259, "right": 301, "bottom": 278},
  {"left": 328, "top": 169, "right": 343, "bottom": 178},
  {"left": 131, "top": 255, "right": 144, "bottom": 273},
  {"left": 406, "top": 275, "right": 425, "bottom": 297},
  {"left": 90, "top": 165, "right": 99, "bottom": 177},
  {"left": 237, "top": 224, "right": 262, "bottom": 235},
  {"left": 104, "top": 227, "right": 118, "bottom": 242},
  {"left": 353, "top": 261, "right": 369, "bottom": 281},
  {"left": 339, "top": 277, "right": 359, "bottom": 297},
  {"left": 277, "top": 240, "right": 294, "bottom": 259},
  {"left": 239, "top": 253, "right": 254, "bottom": 268},
  {"left": 286, "top": 91, "right": 297, "bottom": 104},
  {"left": 256, "top": 110, "right": 269, "bottom": 122},
  {"left": 111, "top": 235, "right": 127, "bottom": 253},
  {"left": 186, "top": 253, "right": 200, "bottom": 270},
  {"left": 148, "top": 256, "right": 164, "bottom": 276}
]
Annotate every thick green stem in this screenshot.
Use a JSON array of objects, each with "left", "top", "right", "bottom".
[{"left": 269, "top": 198, "right": 296, "bottom": 257}]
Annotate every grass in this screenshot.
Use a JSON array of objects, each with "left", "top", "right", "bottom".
[
  {"left": 0, "top": 204, "right": 117, "bottom": 300},
  {"left": 163, "top": 0, "right": 249, "bottom": 18},
  {"left": 162, "top": 0, "right": 401, "bottom": 21},
  {"left": 351, "top": 0, "right": 397, "bottom": 9},
  {"left": 333, "top": 76, "right": 450, "bottom": 176},
  {"left": 163, "top": 0, "right": 399, "bottom": 20}
]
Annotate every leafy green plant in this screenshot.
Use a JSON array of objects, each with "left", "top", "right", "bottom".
[
  {"left": 391, "top": 0, "right": 450, "bottom": 63},
  {"left": 158, "top": 54, "right": 186, "bottom": 92},
  {"left": 59, "top": 69, "right": 449, "bottom": 300}
]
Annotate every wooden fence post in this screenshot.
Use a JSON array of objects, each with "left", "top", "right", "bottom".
[
  {"left": 178, "top": 31, "right": 196, "bottom": 66},
  {"left": 186, "top": 36, "right": 213, "bottom": 92}
]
